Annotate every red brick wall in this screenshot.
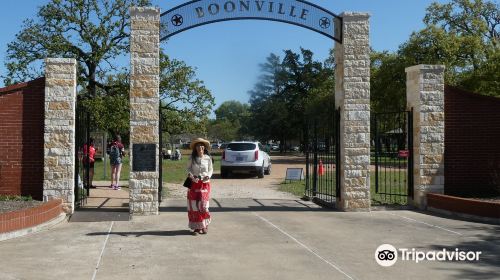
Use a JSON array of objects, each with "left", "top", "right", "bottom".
[
  {"left": 0, "top": 199, "right": 62, "bottom": 233},
  {"left": 427, "top": 193, "right": 500, "bottom": 219},
  {"left": 0, "top": 78, "right": 45, "bottom": 200},
  {"left": 444, "top": 86, "right": 500, "bottom": 196}
]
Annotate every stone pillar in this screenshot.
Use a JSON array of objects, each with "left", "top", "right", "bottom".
[
  {"left": 129, "top": 7, "right": 160, "bottom": 216},
  {"left": 334, "top": 12, "right": 371, "bottom": 211},
  {"left": 43, "top": 58, "right": 77, "bottom": 214},
  {"left": 406, "top": 65, "right": 445, "bottom": 209}
]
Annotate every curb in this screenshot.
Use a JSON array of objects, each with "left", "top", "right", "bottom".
[
  {"left": 0, "top": 213, "right": 67, "bottom": 242},
  {"left": 427, "top": 207, "right": 500, "bottom": 225}
]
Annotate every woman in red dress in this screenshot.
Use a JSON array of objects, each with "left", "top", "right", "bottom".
[{"left": 186, "top": 138, "right": 213, "bottom": 235}]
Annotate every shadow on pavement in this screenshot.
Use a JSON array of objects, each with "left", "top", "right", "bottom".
[
  {"left": 429, "top": 225, "right": 500, "bottom": 280},
  {"left": 69, "top": 207, "right": 130, "bottom": 222},
  {"left": 87, "top": 230, "right": 193, "bottom": 237},
  {"left": 160, "top": 198, "right": 335, "bottom": 213}
]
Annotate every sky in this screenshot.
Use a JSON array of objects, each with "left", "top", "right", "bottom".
[{"left": 0, "top": 0, "right": 449, "bottom": 110}]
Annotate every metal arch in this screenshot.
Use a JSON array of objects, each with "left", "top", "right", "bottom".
[{"left": 159, "top": 0, "right": 343, "bottom": 43}]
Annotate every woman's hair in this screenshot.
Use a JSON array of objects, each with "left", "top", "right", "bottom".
[
  {"left": 191, "top": 144, "right": 209, "bottom": 160},
  {"left": 89, "top": 137, "right": 95, "bottom": 145},
  {"left": 114, "top": 135, "right": 121, "bottom": 142}
]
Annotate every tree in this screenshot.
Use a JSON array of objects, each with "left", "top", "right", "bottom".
[
  {"left": 248, "top": 49, "right": 335, "bottom": 146},
  {"left": 3, "top": 0, "right": 150, "bottom": 96},
  {"left": 79, "top": 73, "right": 130, "bottom": 135},
  {"left": 214, "top": 101, "right": 250, "bottom": 124},
  {"left": 207, "top": 101, "right": 250, "bottom": 141},
  {"left": 424, "top": 0, "right": 498, "bottom": 47},
  {"left": 159, "top": 52, "right": 215, "bottom": 138},
  {"left": 370, "top": 50, "right": 407, "bottom": 113},
  {"left": 423, "top": 0, "right": 499, "bottom": 95},
  {"left": 401, "top": 0, "right": 499, "bottom": 96},
  {"left": 207, "top": 119, "right": 239, "bottom": 142},
  {"left": 371, "top": 0, "right": 499, "bottom": 113},
  {"left": 249, "top": 53, "right": 285, "bottom": 104}
]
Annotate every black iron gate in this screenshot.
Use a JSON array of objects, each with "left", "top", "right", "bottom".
[
  {"left": 158, "top": 105, "right": 163, "bottom": 204},
  {"left": 371, "top": 109, "right": 413, "bottom": 205},
  {"left": 75, "top": 99, "right": 90, "bottom": 208},
  {"left": 304, "top": 108, "right": 340, "bottom": 207}
]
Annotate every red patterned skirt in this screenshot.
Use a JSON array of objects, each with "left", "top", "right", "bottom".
[{"left": 187, "top": 180, "right": 211, "bottom": 230}]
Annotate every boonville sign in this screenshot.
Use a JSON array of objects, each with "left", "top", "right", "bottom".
[
  {"left": 194, "top": 0, "right": 310, "bottom": 20},
  {"left": 160, "top": 0, "right": 342, "bottom": 42}
]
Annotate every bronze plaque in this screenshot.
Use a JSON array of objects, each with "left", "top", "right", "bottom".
[{"left": 132, "top": 144, "right": 156, "bottom": 172}]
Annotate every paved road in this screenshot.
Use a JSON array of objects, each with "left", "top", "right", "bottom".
[
  {"left": 1, "top": 197, "right": 499, "bottom": 280},
  {"left": 1, "top": 156, "right": 499, "bottom": 279}
]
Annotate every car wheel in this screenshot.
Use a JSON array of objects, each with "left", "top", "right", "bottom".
[
  {"left": 264, "top": 164, "right": 271, "bottom": 175},
  {"left": 258, "top": 165, "right": 264, "bottom": 178}
]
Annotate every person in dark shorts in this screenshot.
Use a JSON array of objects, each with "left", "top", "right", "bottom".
[
  {"left": 109, "top": 135, "right": 125, "bottom": 190},
  {"left": 83, "top": 138, "right": 96, "bottom": 188}
]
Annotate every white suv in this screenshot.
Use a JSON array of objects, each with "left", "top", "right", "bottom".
[{"left": 221, "top": 141, "right": 271, "bottom": 178}]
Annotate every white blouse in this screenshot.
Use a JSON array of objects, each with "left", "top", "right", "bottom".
[{"left": 187, "top": 154, "right": 213, "bottom": 179}]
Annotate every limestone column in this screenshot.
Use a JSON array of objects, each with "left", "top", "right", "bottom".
[
  {"left": 334, "top": 12, "right": 371, "bottom": 211},
  {"left": 129, "top": 7, "right": 160, "bottom": 215},
  {"left": 406, "top": 65, "right": 445, "bottom": 209},
  {"left": 43, "top": 58, "right": 77, "bottom": 214}
]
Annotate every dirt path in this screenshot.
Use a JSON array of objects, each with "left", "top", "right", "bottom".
[{"left": 165, "top": 155, "right": 306, "bottom": 199}]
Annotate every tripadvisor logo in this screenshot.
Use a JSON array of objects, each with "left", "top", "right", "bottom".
[{"left": 375, "top": 244, "right": 482, "bottom": 267}]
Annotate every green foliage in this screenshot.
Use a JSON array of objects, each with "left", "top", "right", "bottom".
[
  {"left": 207, "top": 101, "right": 251, "bottom": 141},
  {"left": 370, "top": 51, "right": 407, "bottom": 113},
  {"left": 215, "top": 101, "right": 250, "bottom": 124},
  {"left": 403, "top": 0, "right": 499, "bottom": 95},
  {"left": 3, "top": 0, "right": 151, "bottom": 97},
  {"left": 247, "top": 49, "right": 335, "bottom": 142},
  {"left": 0, "top": 195, "right": 33, "bottom": 201},
  {"left": 159, "top": 52, "right": 215, "bottom": 138},
  {"left": 80, "top": 91, "right": 130, "bottom": 136},
  {"left": 371, "top": 0, "right": 499, "bottom": 112}
]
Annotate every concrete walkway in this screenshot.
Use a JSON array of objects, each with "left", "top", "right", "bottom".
[{"left": 0, "top": 196, "right": 499, "bottom": 280}]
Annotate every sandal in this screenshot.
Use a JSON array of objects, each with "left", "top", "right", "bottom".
[
  {"left": 200, "top": 228, "right": 208, "bottom": 234},
  {"left": 192, "top": 229, "right": 200, "bottom": 236}
]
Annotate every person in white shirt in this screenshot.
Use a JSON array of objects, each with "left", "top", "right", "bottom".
[{"left": 186, "top": 138, "right": 213, "bottom": 235}]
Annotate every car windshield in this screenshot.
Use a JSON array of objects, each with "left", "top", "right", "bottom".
[{"left": 226, "top": 143, "right": 256, "bottom": 151}]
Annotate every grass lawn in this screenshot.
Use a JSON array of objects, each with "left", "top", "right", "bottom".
[
  {"left": 279, "top": 170, "right": 409, "bottom": 205},
  {"left": 93, "top": 157, "right": 130, "bottom": 181},
  {"left": 279, "top": 180, "right": 308, "bottom": 197},
  {"left": 92, "top": 155, "right": 222, "bottom": 184}
]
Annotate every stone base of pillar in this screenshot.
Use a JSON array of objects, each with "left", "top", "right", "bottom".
[
  {"left": 129, "top": 178, "right": 159, "bottom": 215},
  {"left": 337, "top": 198, "right": 371, "bottom": 212},
  {"left": 410, "top": 187, "right": 445, "bottom": 210}
]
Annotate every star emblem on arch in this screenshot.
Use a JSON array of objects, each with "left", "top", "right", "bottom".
[
  {"left": 319, "top": 17, "right": 331, "bottom": 29},
  {"left": 171, "top": 14, "right": 183, "bottom": 27}
]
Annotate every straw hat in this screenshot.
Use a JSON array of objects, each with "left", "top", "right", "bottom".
[{"left": 190, "top": 138, "right": 210, "bottom": 150}]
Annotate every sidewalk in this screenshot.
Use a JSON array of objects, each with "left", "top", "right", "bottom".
[
  {"left": 70, "top": 181, "right": 130, "bottom": 222},
  {"left": 0, "top": 196, "right": 499, "bottom": 280}
]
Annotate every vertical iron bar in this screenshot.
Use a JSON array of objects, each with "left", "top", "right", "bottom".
[
  {"left": 374, "top": 114, "right": 379, "bottom": 194},
  {"left": 74, "top": 104, "right": 80, "bottom": 208},
  {"left": 305, "top": 121, "right": 310, "bottom": 197},
  {"left": 313, "top": 119, "right": 318, "bottom": 197},
  {"left": 408, "top": 108, "right": 414, "bottom": 199},
  {"left": 85, "top": 111, "right": 90, "bottom": 197},
  {"left": 158, "top": 105, "right": 163, "bottom": 204},
  {"left": 335, "top": 108, "right": 341, "bottom": 199}
]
